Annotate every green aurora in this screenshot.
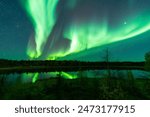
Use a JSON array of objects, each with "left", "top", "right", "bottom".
[
  {"left": 64, "top": 16, "right": 150, "bottom": 53},
  {"left": 21, "top": 0, "right": 150, "bottom": 60},
  {"left": 21, "top": 0, "right": 59, "bottom": 58},
  {"left": 20, "top": 0, "right": 150, "bottom": 82}
]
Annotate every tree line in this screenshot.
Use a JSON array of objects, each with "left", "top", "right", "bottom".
[{"left": 0, "top": 59, "right": 145, "bottom": 74}]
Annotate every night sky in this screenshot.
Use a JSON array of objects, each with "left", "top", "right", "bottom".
[
  {"left": 0, "top": 0, "right": 150, "bottom": 61},
  {"left": 0, "top": 0, "right": 33, "bottom": 59}
]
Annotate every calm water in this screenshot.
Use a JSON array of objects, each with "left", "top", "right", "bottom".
[{"left": 0, "top": 70, "right": 149, "bottom": 83}]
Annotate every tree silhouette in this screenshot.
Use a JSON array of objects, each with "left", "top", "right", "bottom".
[
  {"left": 145, "top": 52, "right": 150, "bottom": 72},
  {"left": 102, "top": 48, "right": 112, "bottom": 78}
]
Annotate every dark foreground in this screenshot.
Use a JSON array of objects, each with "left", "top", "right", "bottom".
[{"left": 0, "top": 76, "right": 150, "bottom": 100}]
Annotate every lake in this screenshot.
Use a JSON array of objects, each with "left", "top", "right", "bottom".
[{"left": 0, "top": 70, "right": 149, "bottom": 84}]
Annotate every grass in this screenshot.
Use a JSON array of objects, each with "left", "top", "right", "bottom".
[{"left": 0, "top": 76, "right": 150, "bottom": 100}]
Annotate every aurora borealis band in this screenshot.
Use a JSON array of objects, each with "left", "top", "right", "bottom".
[
  {"left": 0, "top": 0, "right": 150, "bottom": 61},
  {"left": 21, "top": 0, "right": 59, "bottom": 58},
  {"left": 20, "top": 0, "right": 150, "bottom": 59}
]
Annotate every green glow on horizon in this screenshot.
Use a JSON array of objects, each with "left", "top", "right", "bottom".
[
  {"left": 47, "top": 51, "right": 72, "bottom": 60},
  {"left": 21, "top": 0, "right": 59, "bottom": 58}
]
